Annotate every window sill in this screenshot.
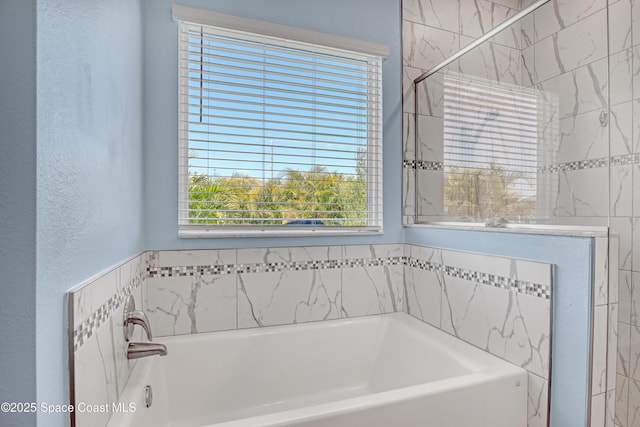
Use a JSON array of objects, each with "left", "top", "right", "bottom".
[{"left": 178, "top": 226, "right": 384, "bottom": 239}]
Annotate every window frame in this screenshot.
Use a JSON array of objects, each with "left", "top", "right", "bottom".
[{"left": 173, "top": 6, "right": 388, "bottom": 238}]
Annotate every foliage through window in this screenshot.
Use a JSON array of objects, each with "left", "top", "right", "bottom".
[{"left": 177, "top": 17, "right": 383, "bottom": 235}]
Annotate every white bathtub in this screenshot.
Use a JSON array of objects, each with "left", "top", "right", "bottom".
[{"left": 107, "top": 313, "right": 527, "bottom": 427}]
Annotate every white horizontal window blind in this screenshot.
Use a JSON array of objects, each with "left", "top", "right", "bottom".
[
  {"left": 177, "top": 20, "right": 383, "bottom": 235},
  {"left": 442, "top": 75, "right": 538, "bottom": 220}
]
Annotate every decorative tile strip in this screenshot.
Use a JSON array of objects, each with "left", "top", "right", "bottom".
[
  {"left": 147, "top": 265, "right": 235, "bottom": 277},
  {"left": 538, "top": 153, "right": 640, "bottom": 174},
  {"left": 73, "top": 265, "right": 146, "bottom": 352},
  {"left": 403, "top": 159, "right": 443, "bottom": 171},
  {"left": 537, "top": 158, "right": 609, "bottom": 174},
  {"left": 611, "top": 153, "right": 640, "bottom": 166},
  {"left": 405, "top": 256, "right": 550, "bottom": 299},
  {"left": 237, "top": 257, "right": 403, "bottom": 273},
  {"left": 147, "top": 257, "right": 403, "bottom": 277}
]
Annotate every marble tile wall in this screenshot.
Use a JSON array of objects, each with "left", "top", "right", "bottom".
[
  {"left": 402, "top": 0, "right": 525, "bottom": 224},
  {"left": 607, "top": 1, "right": 640, "bottom": 426},
  {"left": 522, "top": 1, "right": 640, "bottom": 426},
  {"left": 68, "top": 252, "right": 150, "bottom": 427},
  {"left": 404, "top": 244, "right": 553, "bottom": 427},
  {"left": 145, "top": 244, "right": 405, "bottom": 336},
  {"left": 403, "top": 2, "right": 632, "bottom": 422}
]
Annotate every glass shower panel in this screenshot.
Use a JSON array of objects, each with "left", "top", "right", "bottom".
[{"left": 413, "top": 0, "right": 610, "bottom": 228}]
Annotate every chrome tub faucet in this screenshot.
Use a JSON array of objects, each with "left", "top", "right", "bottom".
[{"left": 123, "top": 295, "right": 167, "bottom": 360}]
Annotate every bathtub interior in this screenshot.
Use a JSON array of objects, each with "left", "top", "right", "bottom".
[{"left": 109, "top": 313, "right": 526, "bottom": 427}]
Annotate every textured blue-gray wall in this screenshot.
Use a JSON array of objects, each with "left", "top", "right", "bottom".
[
  {"left": 36, "top": 0, "right": 144, "bottom": 425},
  {"left": 0, "top": 1, "right": 37, "bottom": 426}
]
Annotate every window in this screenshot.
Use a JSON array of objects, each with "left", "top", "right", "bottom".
[{"left": 174, "top": 7, "right": 387, "bottom": 237}]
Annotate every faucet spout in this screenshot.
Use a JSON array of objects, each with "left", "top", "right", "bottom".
[{"left": 127, "top": 342, "right": 168, "bottom": 360}]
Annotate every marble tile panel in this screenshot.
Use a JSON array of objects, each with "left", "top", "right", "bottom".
[
  {"left": 635, "top": 224, "right": 640, "bottom": 271},
  {"left": 621, "top": 270, "right": 633, "bottom": 324},
  {"left": 634, "top": 49, "right": 640, "bottom": 103},
  {"left": 342, "top": 243, "right": 403, "bottom": 260},
  {"left": 611, "top": 165, "right": 634, "bottom": 217},
  {"left": 635, "top": 163, "right": 640, "bottom": 217},
  {"left": 416, "top": 169, "right": 444, "bottom": 216},
  {"left": 609, "top": 0, "right": 633, "bottom": 54},
  {"left": 557, "top": 109, "right": 609, "bottom": 164},
  {"left": 417, "top": 71, "right": 446, "bottom": 118},
  {"left": 403, "top": 167, "right": 416, "bottom": 219},
  {"left": 341, "top": 262, "right": 403, "bottom": 318},
  {"left": 594, "top": 305, "right": 610, "bottom": 395},
  {"left": 402, "top": 0, "right": 459, "bottom": 30},
  {"left": 403, "top": 22, "right": 459, "bottom": 70},
  {"left": 634, "top": 272, "right": 640, "bottom": 328},
  {"left": 404, "top": 245, "right": 444, "bottom": 327},
  {"left": 74, "top": 321, "right": 117, "bottom": 427},
  {"left": 495, "top": 0, "right": 523, "bottom": 9},
  {"left": 521, "top": 45, "right": 535, "bottom": 87},
  {"left": 595, "top": 237, "right": 610, "bottom": 307},
  {"left": 612, "top": 236, "right": 621, "bottom": 305},
  {"left": 610, "top": 101, "right": 634, "bottom": 156},
  {"left": 237, "top": 246, "right": 291, "bottom": 265},
  {"left": 607, "top": 389, "right": 616, "bottom": 427},
  {"left": 629, "top": 377, "right": 640, "bottom": 426},
  {"left": 458, "top": 37, "right": 521, "bottom": 85},
  {"left": 403, "top": 66, "right": 422, "bottom": 114},
  {"left": 416, "top": 114, "right": 444, "bottom": 162},
  {"left": 111, "top": 302, "right": 131, "bottom": 399},
  {"left": 593, "top": 392, "right": 607, "bottom": 427},
  {"left": 553, "top": 167, "right": 610, "bottom": 217},
  {"left": 611, "top": 218, "right": 634, "bottom": 270},
  {"left": 537, "top": 57, "right": 608, "bottom": 119},
  {"left": 533, "top": 9, "right": 608, "bottom": 84},
  {"left": 612, "top": 308, "right": 621, "bottom": 392},
  {"left": 537, "top": 85, "right": 562, "bottom": 152},
  {"left": 145, "top": 274, "right": 236, "bottom": 336},
  {"left": 631, "top": 323, "right": 640, "bottom": 381},
  {"left": 403, "top": 112, "right": 415, "bottom": 161},
  {"left": 610, "top": 50, "right": 634, "bottom": 107},
  {"left": 633, "top": 0, "right": 640, "bottom": 47},
  {"left": 440, "top": 275, "right": 550, "bottom": 377},
  {"left": 534, "top": 0, "right": 606, "bottom": 43},
  {"left": 520, "top": 13, "right": 534, "bottom": 49},
  {"left": 460, "top": 0, "right": 520, "bottom": 49},
  {"left": 73, "top": 269, "right": 120, "bottom": 329},
  {"left": 621, "top": 322, "right": 632, "bottom": 377},
  {"left": 617, "top": 374, "right": 630, "bottom": 427},
  {"left": 238, "top": 268, "right": 341, "bottom": 328},
  {"left": 527, "top": 373, "right": 548, "bottom": 427}
]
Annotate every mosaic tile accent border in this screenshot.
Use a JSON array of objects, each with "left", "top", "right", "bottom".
[
  {"left": 405, "top": 257, "right": 551, "bottom": 299},
  {"left": 403, "top": 159, "right": 443, "bottom": 170},
  {"left": 72, "top": 269, "right": 145, "bottom": 352},
  {"left": 407, "top": 153, "right": 640, "bottom": 176},
  {"left": 538, "top": 154, "right": 640, "bottom": 174},
  {"left": 148, "top": 257, "right": 404, "bottom": 277}
]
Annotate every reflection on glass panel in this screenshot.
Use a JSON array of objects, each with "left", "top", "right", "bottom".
[{"left": 440, "top": 73, "right": 555, "bottom": 222}]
